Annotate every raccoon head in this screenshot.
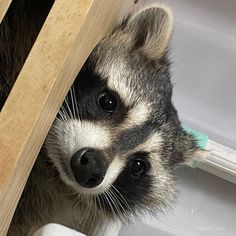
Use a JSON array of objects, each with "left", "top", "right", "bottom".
[{"left": 46, "top": 6, "right": 199, "bottom": 222}]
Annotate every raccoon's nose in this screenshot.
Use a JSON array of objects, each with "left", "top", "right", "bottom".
[{"left": 70, "top": 148, "right": 107, "bottom": 188}]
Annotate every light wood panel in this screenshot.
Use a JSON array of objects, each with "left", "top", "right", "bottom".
[
  {"left": 0, "top": 0, "right": 127, "bottom": 234},
  {"left": 0, "top": 0, "right": 12, "bottom": 23}
]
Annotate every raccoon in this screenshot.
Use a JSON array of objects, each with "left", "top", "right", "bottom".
[{"left": 0, "top": 1, "right": 199, "bottom": 236}]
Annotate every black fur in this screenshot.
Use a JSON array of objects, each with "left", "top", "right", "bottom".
[{"left": 116, "top": 122, "right": 154, "bottom": 153}]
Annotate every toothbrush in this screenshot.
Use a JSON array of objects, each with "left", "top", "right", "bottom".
[{"left": 183, "top": 126, "right": 236, "bottom": 184}]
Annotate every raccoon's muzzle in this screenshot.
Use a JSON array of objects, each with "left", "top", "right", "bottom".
[{"left": 70, "top": 148, "right": 108, "bottom": 188}]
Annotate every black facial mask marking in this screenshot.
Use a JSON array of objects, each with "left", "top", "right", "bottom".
[{"left": 115, "top": 122, "right": 156, "bottom": 153}]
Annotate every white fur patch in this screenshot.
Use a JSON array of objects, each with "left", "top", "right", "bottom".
[
  {"left": 108, "top": 69, "right": 132, "bottom": 105},
  {"left": 96, "top": 58, "right": 136, "bottom": 106},
  {"left": 47, "top": 119, "right": 111, "bottom": 157},
  {"left": 109, "top": 71, "right": 150, "bottom": 128}
]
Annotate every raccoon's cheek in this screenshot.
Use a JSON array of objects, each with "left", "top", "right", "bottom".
[{"left": 148, "top": 167, "right": 176, "bottom": 207}]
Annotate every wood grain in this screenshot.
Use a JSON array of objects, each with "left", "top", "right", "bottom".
[
  {"left": 0, "top": 0, "right": 12, "bottom": 23},
  {"left": 0, "top": 0, "right": 127, "bottom": 234}
]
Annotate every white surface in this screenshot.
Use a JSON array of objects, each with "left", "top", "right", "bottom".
[
  {"left": 197, "top": 139, "right": 236, "bottom": 184},
  {"left": 165, "top": 0, "right": 236, "bottom": 150},
  {"left": 119, "top": 167, "right": 236, "bottom": 236},
  {"left": 33, "top": 224, "right": 85, "bottom": 236}
]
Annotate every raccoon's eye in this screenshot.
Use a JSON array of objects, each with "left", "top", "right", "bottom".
[
  {"left": 129, "top": 159, "right": 147, "bottom": 178},
  {"left": 98, "top": 92, "right": 118, "bottom": 113}
]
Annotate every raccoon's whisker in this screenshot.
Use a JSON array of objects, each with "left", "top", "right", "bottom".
[
  {"left": 109, "top": 188, "right": 126, "bottom": 215},
  {"left": 59, "top": 104, "right": 69, "bottom": 121},
  {"left": 113, "top": 185, "right": 133, "bottom": 198},
  {"left": 89, "top": 196, "right": 97, "bottom": 236},
  {"left": 46, "top": 131, "right": 57, "bottom": 138},
  {"left": 89, "top": 196, "right": 97, "bottom": 230},
  {"left": 109, "top": 189, "right": 125, "bottom": 220},
  {"left": 69, "top": 87, "right": 76, "bottom": 119},
  {"left": 111, "top": 191, "right": 130, "bottom": 222},
  {"left": 112, "top": 185, "right": 138, "bottom": 215},
  {"left": 54, "top": 116, "right": 65, "bottom": 124},
  {"left": 108, "top": 188, "right": 124, "bottom": 220},
  {"left": 96, "top": 195, "right": 106, "bottom": 221},
  {"left": 71, "top": 85, "right": 80, "bottom": 120},
  {"left": 51, "top": 121, "right": 68, "bottom": 133},
  {"left": 111, "top": 185, "right": 132, "bottom": 213},
  {"left": 103, "top": 191, "right": 116, "bottom": 220},
  {"left": 43, "top": 142, "right": 64, "bottom": 151},
  {"left": 60, "top": 104, "right": 68, "bottom": 117},
  {"left": 64, "top": 97, "right": 74, "bottom": 119},
  {"left": 45, "top": 135, "right": 58, "bottom": 142},
  {"left": 60, "top": 104, "right": 67, "bottom": 120},
  {"left": 58, "top": 110, "right": 67, "bottom": 122},
  {"left": 81, "top": 195, "right": 93, "bottom": 232},
  {"left": 56, "top": 112, "right": 66, "bottom": 122},
  {"left": 74, "top": 196, "right": 85, "bottom": 227},
  {"left": 106, "top": 189, "right": 123, "bottom": 220},
  {"left": 92, "top": 197, "right": 107, "bottom": 236}
]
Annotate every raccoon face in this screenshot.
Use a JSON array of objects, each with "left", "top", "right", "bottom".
[{"left": 46, "top": 6, "right": 198, "bottom": 220}]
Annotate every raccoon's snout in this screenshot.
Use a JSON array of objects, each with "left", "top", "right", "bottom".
[{"left": 70, "top": 148, "right": 108, "bottom": 188}]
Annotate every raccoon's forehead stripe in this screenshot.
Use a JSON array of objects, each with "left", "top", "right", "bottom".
[{"left": 116, "top": 122, "right": 154, "bottom": 153}]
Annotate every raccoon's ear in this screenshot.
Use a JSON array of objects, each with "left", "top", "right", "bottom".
[
  {"left": 124, "top": 6, "right": 173, "bottom": 59},
  {"left": 170, "top": 127, "right": 202, "bottom": 166}
]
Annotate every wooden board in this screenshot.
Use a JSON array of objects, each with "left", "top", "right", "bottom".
[
  {"left": 0, "top": 0, "right": 12, "bottom": 23},
  {"left": 0, "top": 0, "right": 127, "bottom": 234}
]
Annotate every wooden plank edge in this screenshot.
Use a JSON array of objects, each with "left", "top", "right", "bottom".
[
  {"left": 0, "top": 0, "right": 127, "bottom": 234},
  {"left": 0, "top": 0, "right": 12, "bottom": 23}
]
